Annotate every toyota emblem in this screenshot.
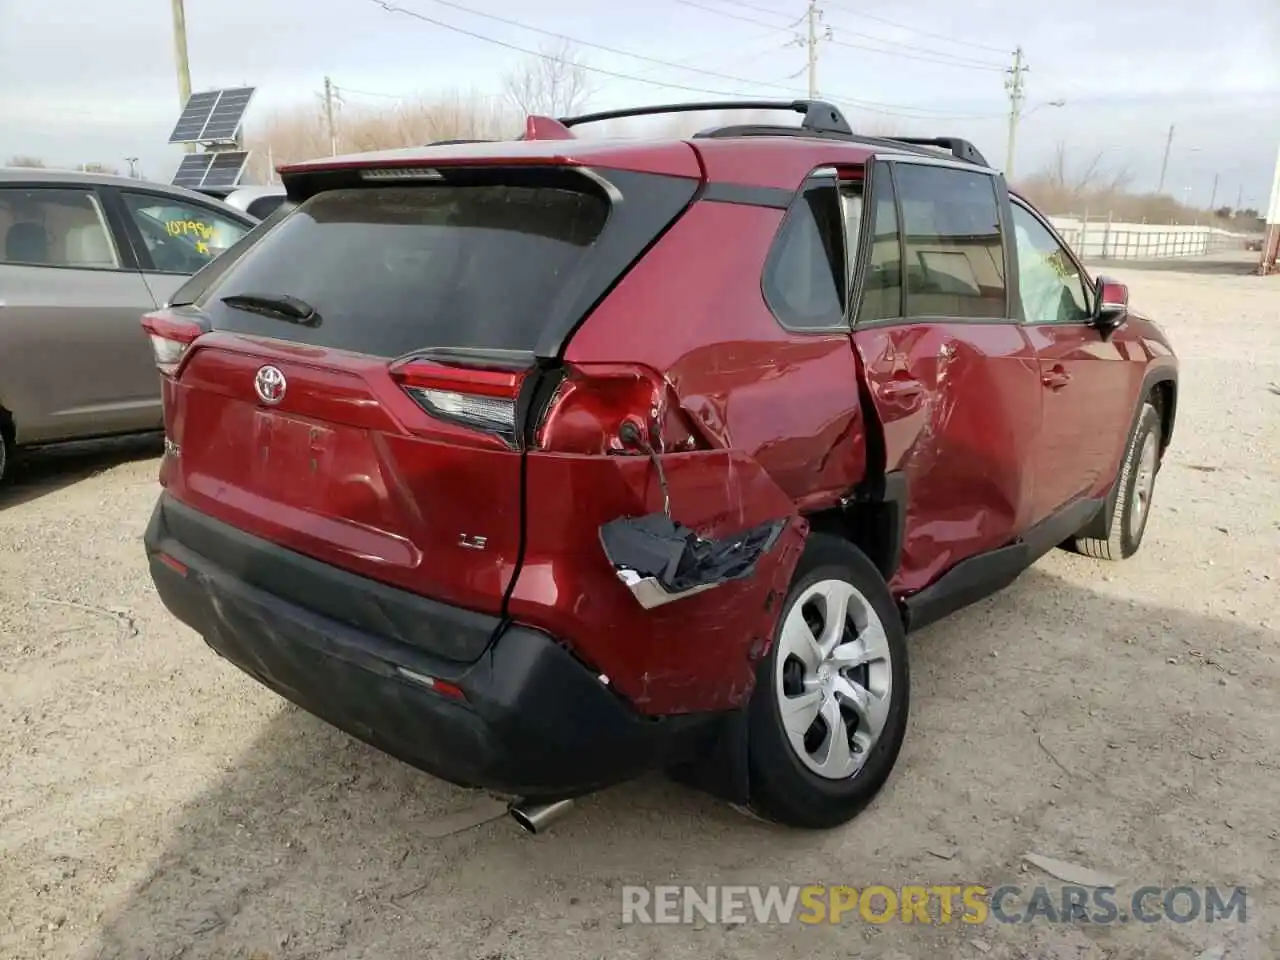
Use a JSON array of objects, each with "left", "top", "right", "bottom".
[{"left": 254, "top": 365, "right": 287, "bottom": 405}]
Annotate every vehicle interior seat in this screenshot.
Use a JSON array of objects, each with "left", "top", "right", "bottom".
[{"left": 5, "top": 222, "right": 50, "bottom": 264}]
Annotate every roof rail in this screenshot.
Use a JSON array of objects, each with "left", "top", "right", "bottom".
[
  {"left": 426, "top": 138, "right": 494, "bottom": 146},
  {"left": 886, "top": 136, "right": 988, "bottom": 166},
  {"left": 693, "top": 124, "right": 989, "bottom": 168},
  {"left": 557, "top": 99, "right": 854, "bottom": 136}
]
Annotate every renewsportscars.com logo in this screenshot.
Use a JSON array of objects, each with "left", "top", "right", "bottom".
[{"left": 621, "top": 884, "right": 1248, "bottom": 926}]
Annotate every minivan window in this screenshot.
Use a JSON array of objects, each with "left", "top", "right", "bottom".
[
  {"left": 197, "top": 184, "right": 610, "bottom": 357},
  {"left": 0, "top": 187, "right": 119, "bottom": 269},
  {"left": 894, "top": 163, "right": 1006, "bottom": 320}
]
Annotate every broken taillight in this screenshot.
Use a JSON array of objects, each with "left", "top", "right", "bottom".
[
  {"left": 534, "top": 363, "right": 701, "bottom": 455},
  {"left": 141, "top": 310, "right": 206, "bottom": 376},
  {"left": 390, "top": 357, "right": 527, "bottom": 446}
]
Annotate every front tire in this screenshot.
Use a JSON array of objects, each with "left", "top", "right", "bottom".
[
  {"left": 1072, "top": 402, "right": 1162, "bottom": 561},
  {"left": 746, "top": 534, "right": 909, "bottom": 829}
]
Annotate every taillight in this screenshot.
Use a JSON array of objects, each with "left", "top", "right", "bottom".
[
  {"left": 534, "top": 363, "right": 701, "bottom": 455},
  {"left": 390, "top": 357, "right": 527, "bottom": 445},
  {"left": 141, "top": 310, "right": 205, "bottom": 376}
]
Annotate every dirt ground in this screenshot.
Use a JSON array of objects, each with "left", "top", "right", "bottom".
[{"left": 2, "top": 252, "right": 1277, "bottom": 960}]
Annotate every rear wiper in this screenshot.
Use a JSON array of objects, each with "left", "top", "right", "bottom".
[{"left": 220, "top": 292, "right": 321, "bottom": 327}]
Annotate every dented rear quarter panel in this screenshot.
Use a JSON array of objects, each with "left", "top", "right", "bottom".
[{"left": 518, "top": 198, "right": 867, "bottom": 714}]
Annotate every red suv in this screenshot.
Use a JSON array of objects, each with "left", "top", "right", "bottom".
[{"left": 142, "top": 101, "right": 1177, "bottom": 831}]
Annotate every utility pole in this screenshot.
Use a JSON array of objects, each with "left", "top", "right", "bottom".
[
  {"left": 170, "top": 0, "right": 194, "bottom": 153},
  {"left": 1236, "top": 184, "right": 1243, "bottom": 213},
  {"left": 1209, "top": 172, "right": 1219, "bottom": 211},
  {"left": 124, "top": 157, "right": 139, "bottom": 179},
  {"left": 1157, "top": 123, "right": 1174, "bottom": 194},
  {"left": 323, "top": 76, "right": 338, "bottom": 156},
  {"left": 1004, "top": 47, "right": 1027, "bottom": 181},
  {"left": 806, "top": 0, "right": 819, "bottom": 98}
]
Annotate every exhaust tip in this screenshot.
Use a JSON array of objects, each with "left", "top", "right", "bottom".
[{"left": 508, "top": 798, "right": 575, "bottom": 835}]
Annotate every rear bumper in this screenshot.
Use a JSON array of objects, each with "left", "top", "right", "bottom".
[{"left": 144, "top": 494, "right": 706, "bottom": 798}]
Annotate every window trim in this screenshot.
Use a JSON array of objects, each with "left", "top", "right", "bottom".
[
  {"left": 760, "top": 167, "right": 851, "bottom": 334},
  {"left": 848, "top": 157, "right": 1014, "bottom": 329},
  {"left": 0, "top": 183, "right": 130, "bottom": 274},
  {"left": 848, "top": 158, "right": 904, "bottom": 327},
  {"left": 1008, "top": 195, "right": 1096, "bottom": 325},
  {"left": 111, "top": 186, "right": 255, "bottom": 277}
]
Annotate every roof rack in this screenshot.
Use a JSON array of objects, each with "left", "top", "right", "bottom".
[
  {"left": 694, "top": 124, "right": 989, "bottom": 167},
  {"left": 558, "top": 99, "right": 854, "bottom": 136}
]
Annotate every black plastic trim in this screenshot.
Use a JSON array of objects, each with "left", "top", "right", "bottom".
[
  {"left": 144, "top": 495, "right": 716, "bottom": 798},
  {"left": 560, "top": 99, "right": 852, "bottom": 135},
  {"left": 901, "top": 496, "right": 1104, "bottom": 632},
  {"left": 701, "top": 182, "right": 794, "bottom": 209}
]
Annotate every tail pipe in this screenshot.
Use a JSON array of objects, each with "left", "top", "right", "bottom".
[{"left": 508, "top": 798, "right": 575, "bottom": 834}]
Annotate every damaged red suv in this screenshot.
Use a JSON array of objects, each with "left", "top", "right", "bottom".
[{"left": 142, "top": 101, "right": 1177, "bottom": 830}]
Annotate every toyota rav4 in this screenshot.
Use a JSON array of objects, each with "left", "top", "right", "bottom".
[{"left": 141, "top": 100, "right": 1178, "bottom": 831}]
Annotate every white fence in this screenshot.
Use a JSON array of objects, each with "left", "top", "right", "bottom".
[{"left": 1048, "top": 216, "right": 1250, "bottom": 260}]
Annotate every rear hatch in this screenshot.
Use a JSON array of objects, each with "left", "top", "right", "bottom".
[{"left": 148, "top": 153, "right": 700, "bottom": 658}]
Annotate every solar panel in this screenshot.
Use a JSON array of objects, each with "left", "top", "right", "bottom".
[
  {"left": 171, "top": 152, "right": 214, "bottom": 188},
  {"left": 168, "top": 91, "right": 221, "bottom": 144},
  {"left": 201, "top": 151, "right": 250, "bottom": 189},
  {"left": 200, "top": 87, "right": 255, "bottom": 141}
]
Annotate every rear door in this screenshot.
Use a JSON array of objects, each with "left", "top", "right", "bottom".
[
  {"left": 0, "top": 183, "right": 160, "bottom": 442},
  {"left": 849, "top": 159, "right": 1043, "bottom": 596},
  {"left": 159, "top": 165, "right": 696, "bottom": 622}
]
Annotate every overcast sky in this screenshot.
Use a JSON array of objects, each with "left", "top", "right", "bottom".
[{"left": 1, "top": 0, "right": 1277, "bottom": 209}]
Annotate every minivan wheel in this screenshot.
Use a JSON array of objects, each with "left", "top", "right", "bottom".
[
  {"left": 1071, "top": 402, "right": 1162, "bottom": 561},
  {"left": 746, "top": 534, "right": 909, "bottom": 829}
]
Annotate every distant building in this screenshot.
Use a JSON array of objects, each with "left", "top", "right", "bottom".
[{"left": 1262, "top": 143, "right": 1280, "bottom": 275}]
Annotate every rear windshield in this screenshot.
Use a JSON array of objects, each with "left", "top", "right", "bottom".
[{"left": 196, "top": 184, "right": 610, "bottom": 356}]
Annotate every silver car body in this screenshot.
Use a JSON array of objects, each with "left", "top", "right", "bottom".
[{"left": 0, "top": 168, "right": 256, "bottom": 452}]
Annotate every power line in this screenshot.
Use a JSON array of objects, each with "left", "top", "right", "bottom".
[
  {"left": 676, "top": 0, "right": 1006, "bottom": 71},
  {"left": 720, "top": 0, "right": 1007, "bottom": 66},
  {"left": 820, "top": 0, "right": 1014, "bottom": 55},
  {"left": 365, "top": 0, "right": 772, "bottom": 99},
  {"left": 401, "top": 0, "right": 823, "bottom": 94},
  {"left": 365, "top": 0, "right": 998, "bottom": 119}
]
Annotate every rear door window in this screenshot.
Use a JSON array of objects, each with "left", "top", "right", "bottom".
[
  {"left": 121, "top": 191, "right": 250, "bottom": 274},
  {"left": 894, "top": 163, "right": 1007, "bottom": 319},
  {"left": 0, "top": 187, "right": 120, "bottom": 269},
  {"left": 196, "top": 183, "right": 611, "bottom": 357}
]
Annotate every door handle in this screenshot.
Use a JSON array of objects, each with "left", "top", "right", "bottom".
[
  {"left": 880, "top": 378, "right": 923, "bottom": 400},
  {"left": 1041, "top": 366, "right": 1072, "bottom": 390}
]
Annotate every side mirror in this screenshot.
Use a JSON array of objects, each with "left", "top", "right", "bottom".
[{"left": 1092, "top": 276, "right": 1128, "bottom": 334}]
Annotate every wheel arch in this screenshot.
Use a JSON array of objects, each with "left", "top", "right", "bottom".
[{"left": 802, "top": 471, "right": 907, "bottom": 584}]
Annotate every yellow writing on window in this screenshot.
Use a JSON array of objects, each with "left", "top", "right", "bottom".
[{"left": 165, "top": 219, "right": 213, "bottom": 256}]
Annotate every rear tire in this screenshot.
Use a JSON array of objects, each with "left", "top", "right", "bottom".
[
  {"left": 746, "top": 534, "right": 909, "bottom": 829},
  {"left": 1071, "top": 402, "right": 1162, "bottom": 561}
]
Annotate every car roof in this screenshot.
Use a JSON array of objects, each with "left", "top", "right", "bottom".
[{"left": 0, "top": 166, "right": 253, "bottom": 215}]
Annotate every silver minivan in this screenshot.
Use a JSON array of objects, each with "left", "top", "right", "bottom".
[{"left": 0, "top": 168, "right": 258, "bottom": 479}]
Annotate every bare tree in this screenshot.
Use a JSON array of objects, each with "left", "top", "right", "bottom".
[
  {"left": 6, "top": 155, "right": 45, "bottom": 168},
  {"left": 502, "top": 40, "right": 592, "bottom": 119},
  {"left": 81, "top": 162, "right": 120, "bottom": 175}
]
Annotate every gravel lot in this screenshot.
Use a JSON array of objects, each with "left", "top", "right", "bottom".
[{"left": 2, "top": 253, "right": 1277, "bottom": 960}]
